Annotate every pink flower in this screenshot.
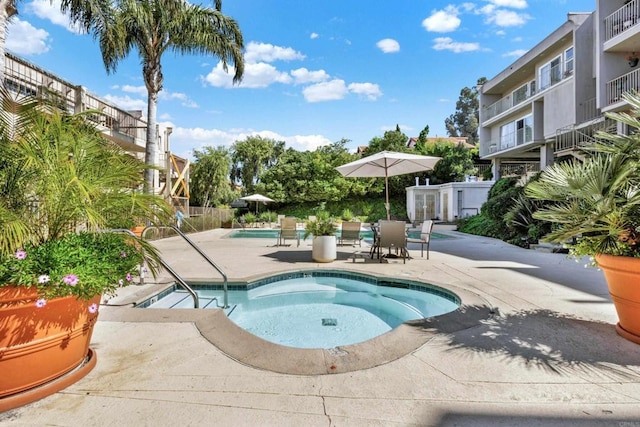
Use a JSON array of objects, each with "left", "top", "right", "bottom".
[
  {"left": 38, "top": 275, "right": 50, "bottom": 284},
  {"left": 35, "top": 298, "right": 46, "bottom": 308},
  {"left": 63, "top": 274, "right": 79, "bottom": 286},
  {"left": 120, "top": 251, "right": 127, "bottom": 258},
  {"left": 126, "top": 273, "right": 132, "bottom": 282},
  {"left": 15, "top": 250, "right": 26, "bottom": 260},
  {"left": 88, "top": 303, "right": 98, "bottom": 314}
]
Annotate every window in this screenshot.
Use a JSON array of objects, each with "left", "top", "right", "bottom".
[
  {"left": 564, "top": 47, "right": 574, "bottom": 76},
  {"left": 516, "top": 115, "right": 533, "bottom": 145},
  {"left": 512, "top": 84, "right": 528, "bottom": 106},
  {"left": 529, "top": 80, "right": 536, "bottom": 96},
  {"left": 500, "top": 122, "right": 515, "bottom": 150},
  {"left": 539, "top": 56, "right": 562, "bottom": 91}
]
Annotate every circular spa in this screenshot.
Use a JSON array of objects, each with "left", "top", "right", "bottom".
[{"left": 144, "top": 270, "right": 461, "bottom": 349}]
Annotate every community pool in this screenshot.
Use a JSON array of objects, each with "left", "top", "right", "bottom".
[
  {"left": 141, "top": 270, "right": 460, "bottom": 349},
  {"left": 227, "top": 228, "right": 447, "bottom": 240}
]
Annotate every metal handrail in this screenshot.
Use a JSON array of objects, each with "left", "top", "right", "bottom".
[
  {"left": 142, "top": 225, "right": 229, "bottom": 309},
  {"left": 109, "top": 228, "right": 200, "bottom": 308}
]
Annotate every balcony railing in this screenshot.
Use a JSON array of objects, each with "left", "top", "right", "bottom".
[
  {"left": 605, "top": 0, "right": 640, "bottom": 41},
  {"left": 607, "top": 67, "right": 640, "bottom": 105},
  {"left": 483, "top": 63, "right": 568, "bottom": 122},
  {"left": 500, "top": 162, "right": 540, "bottom": 177},
  {"left": 554, "top": 118, "right": 614, "bottom": 153}
]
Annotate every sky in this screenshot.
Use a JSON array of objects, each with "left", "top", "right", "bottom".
[{"left": 7, "top": 0, "right": 596, "bottom": 159}]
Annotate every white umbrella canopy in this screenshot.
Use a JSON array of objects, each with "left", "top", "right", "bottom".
[
  {"left": 240, "top": 194, "right": 275, "bottom": 213},
  {"left": 336, "top": 151, "right": 441, "bottom": 220}
]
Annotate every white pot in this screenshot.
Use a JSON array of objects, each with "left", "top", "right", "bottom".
[{"left": 312, "top": 235, "right": 337, "bottom": 263}]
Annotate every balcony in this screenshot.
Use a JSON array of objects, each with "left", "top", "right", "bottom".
[
  {"left": 606, "top": 67, "right": 640, "bottom": 105},
  {"left": 483, "top": 62, "right": 569, "bottom": 123},
  {"left": 481, "top": 127, "right": 534, "bottom": 157},
  {"left": 605, "top": 0, "right": 640, "bottom": 42}
]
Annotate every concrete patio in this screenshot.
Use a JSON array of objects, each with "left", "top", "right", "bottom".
[{"left": 2, "top": 225, "right": 640, "bottom": 426}]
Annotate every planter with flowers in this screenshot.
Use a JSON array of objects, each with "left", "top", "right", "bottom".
[
  {"left": 626, "top": 52, "right": 639, "bottom": 67},
  {"left": 0, "top": 89, "right": 171, "bottom": 409},
  {"left": 526, "top": 91, "right": 640, "bottom": 344}
]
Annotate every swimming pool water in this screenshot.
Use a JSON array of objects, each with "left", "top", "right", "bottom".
[
  {"left": 144, "top": 272, "right": 460, "bottom": 349},
  {"left": 227, "top": 228, "right": 446, "bottom": 240}
]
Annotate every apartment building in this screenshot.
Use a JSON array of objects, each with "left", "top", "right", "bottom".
[
  {"left": 4, "top": 53, "right": 189, "bottom": 210},
  {"left": 478, "top": 11, "right": 601, "bottom": 179}
]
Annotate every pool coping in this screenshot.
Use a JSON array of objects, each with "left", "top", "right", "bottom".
[{"left": 100, "top": 271, "right": 493, "bottom": 375}]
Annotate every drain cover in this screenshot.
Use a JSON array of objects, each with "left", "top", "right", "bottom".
[{"left": 322, "top": 318, "right": 337, "bottom": 326}]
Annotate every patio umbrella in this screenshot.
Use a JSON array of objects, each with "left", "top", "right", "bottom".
[
  {"left": 240, "top": 194, "right": 274, "bottom": 214},
  {"left": 336, "top": 151, "right": 441, "bottom": 220}
]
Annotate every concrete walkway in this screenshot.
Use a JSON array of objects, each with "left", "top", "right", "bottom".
[{"left": 2, "top": 226, "right": 640, "bottom": 426}]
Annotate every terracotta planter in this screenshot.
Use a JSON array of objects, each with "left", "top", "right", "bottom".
[
  {"left": 0, "top": 286, "right": 100, "bottom": 402},
  {"left": 596, "top": 254, "right": 640, "bottom": 344},
  {"left": 130, "top": 226, "right": 145, "bottom": 237}
]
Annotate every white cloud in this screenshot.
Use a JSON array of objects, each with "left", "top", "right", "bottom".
[
  {"left": 24, "top": 0, "right": 85, "bottom": 34},
  {"left": 376, "top": 38, "right": 400, "bottom": 53},
  {"left": 302, "top": 79, "right": 348, "bottom": 103},
  {"left": 204, "top": 62, "right": 292, "bottom": 88},
  {"left": 310, "top": 32, "right": 319, "bottom": 39},
  {"left": 244, "top": 41, "right": 305, "bottom": 63},
  {"left": 6, "top": 18, "right": 50, "bottom": 55},
  {"left": 348, "top": 83, "right": 382, "bottom": 101},
  {"left": 432, "top": 37, "right": 480, "bottom": 53},
  {"left": 486, "top": 9, "right": 530, "bottom": 27},
  {"left": 102, "top": 94, "right": 147, "bottom": 111},
  {"left": 169, "top": 126, "right": 332, "bottom": 157},
  {"left": 290, "top": 68, "right": 330, "bottom": 85},
  {"left": 422, "top": 6, "right": 461, "bottom": 33},
  {"left": 503, "top": 49, "right": 527, "bottom": 58},
  {"left": 117, "top": 85, "right": 147, "bottom": 96},
  {"left": 496, "top": 30, "right": 506, "bottom": 36},
  {"left": 489, "top": 0, "right": 528, "bottom": 9},
  {"left": 512, "top": 36, "right": 523, "bottom": 42},
  {"left": 111, "top": 85, "right": 198, "bottom": 107}
]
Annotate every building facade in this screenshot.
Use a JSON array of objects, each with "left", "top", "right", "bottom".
[{"left": 4, "top": 53, "right": 188, "bottom": 209}]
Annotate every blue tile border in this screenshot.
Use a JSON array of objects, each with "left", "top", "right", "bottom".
[{"left": 138, "top": 269, "right": 461, "bottom": 307}]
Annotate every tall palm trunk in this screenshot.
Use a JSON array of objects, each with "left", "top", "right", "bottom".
[{"left": 143, "top": 59, "right": 162, "bottom": 193}]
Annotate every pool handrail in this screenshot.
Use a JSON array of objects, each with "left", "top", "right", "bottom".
[
  {"left": 142, "top": 225, "right": 229, "bottom": 309},
  {"left": 108, "top": 228, "right": 202, "bottom": 309}
]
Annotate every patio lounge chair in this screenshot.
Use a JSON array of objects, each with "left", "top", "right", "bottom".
[
  {"left": 339, "top": 221, "right": 362, "bottom": 246},
  {"left": 376, "top": 220, "right": 409, "bottom": 263},
  {"left": 406, "top": 220, "right": 434, "bottom": 259},
  {"left": 278, "top": 217, "right": 299, "bottom": 247}
]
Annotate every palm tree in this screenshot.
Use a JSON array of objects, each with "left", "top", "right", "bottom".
[{"left": 96, "top": 0, "right": 244, "bottom": 191}]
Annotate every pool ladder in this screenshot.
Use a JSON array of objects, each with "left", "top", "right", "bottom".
[{"left": 113, "top": 226, "right": 228, "bottom": 309}]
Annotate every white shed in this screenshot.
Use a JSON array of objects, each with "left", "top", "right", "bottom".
[{"left": 406, "top": 178, "right": 494, "bottom": 223}]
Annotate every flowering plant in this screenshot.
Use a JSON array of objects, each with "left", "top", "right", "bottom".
[
  {"left": 0, "top": 232, "right": 157, "bottom": 302},
  {"left": 626, "top": 52, "right": 639, "bottom": 61},
  {"left": 0, "top": 87, "right": 171, "bottom": 304}
]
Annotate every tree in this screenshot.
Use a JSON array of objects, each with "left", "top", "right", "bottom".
[
  {"left": 416, "top": 140, "right": 476, "bottom": 184},
  {"left": 365, "top": 126, "right": 408, "bottom": 155},
  {"left": 445, "top": 77, "right": 486, "bottom": 144},
  {"left": 231, "top": 136, "right": 284, "bottom": 193},
  {"left": 96, "top": 0, "right": 244, "bottom": 192},
  {"left": 190, "top": 146, "right": 235, "bottom": 207}
]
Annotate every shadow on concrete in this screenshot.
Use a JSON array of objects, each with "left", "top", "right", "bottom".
[
  {"left": 433, "top": 412, "right": 639, "bottom": 426},
  {"left": 261, "top": 249, "right": 375, "bottom": 263},
  {"left": 408, "top": 305, "right": 640, "bottom": 379}
]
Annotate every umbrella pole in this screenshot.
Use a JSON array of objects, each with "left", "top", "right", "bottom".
[{"left": 385, "top": 169, "right": 390, "bottom": 221}]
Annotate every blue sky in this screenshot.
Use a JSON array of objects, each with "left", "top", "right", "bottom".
[{"left": 7, "top": 0, "right": 595, "bottom": 158}]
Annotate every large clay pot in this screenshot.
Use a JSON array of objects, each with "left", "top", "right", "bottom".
[
  {"left": 0, "top": 286, "right": 100, "bottom": 402},
  {"left": 312, "top": 235, "right": 337, "bottom": 263},
  {"left": 596, "top": 254, "right": 640, "bottom": 344}
]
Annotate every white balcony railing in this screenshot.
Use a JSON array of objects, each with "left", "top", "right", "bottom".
[
  {"left": 605, "top": 0, "right": 640, "bottom": 41},
  {"left": 607, "top": 67, "right": 640, "bottom": 105},
  {"left": 483, "top": 63, "right": 569, "bottom": 122}
]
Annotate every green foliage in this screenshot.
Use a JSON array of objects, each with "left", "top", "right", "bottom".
[
  {"left": 415, "top": 139, "right": 476, "bottom": 184},
  {"left": 231, "top": 136, "right": 285, "bottom": 194},
  {"left": 93, "top": 0, "right": 244, "bottom": 189},
  {"left": 242, "top": 212, "right": 257, "bottom": 224},
  {"left": 303, "top": 209, "right": 338, "bottom": 238},
  {"left": 341, "top": 208, "right": 354, "bottom": 221},
  {"left": 364, "top": 127, "right": 409, "bottom": 155},
  {"left": 526, "top": 94, "right": 640, "bottom": 258},
  {"left": 504, "top": 174, "right": 552, "bottom": 243},
  {"left": 0, "top": 232, "right": 158, "bottom": 300},
  {"left": 444, "top": 77, "right": 486, "bottom": 144},
  {"left": 191, "top": 146, "right": 236, "bottom": 207},
  {"left": 259, "top": 211, "right": 278, "bottom": 223}
]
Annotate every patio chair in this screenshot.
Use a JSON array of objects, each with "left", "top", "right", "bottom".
[
  {"left": 278, "top": 217, "right": 299, "bottom": 247},
  {"left": 339, "top": 221, "right": 362, "bottom": 246},
  {"left": 377, "top": 220, "right": 409, "bottom": 263},
  {"left": 406, "top": 220, "right": 434, "bottom": 259}
]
